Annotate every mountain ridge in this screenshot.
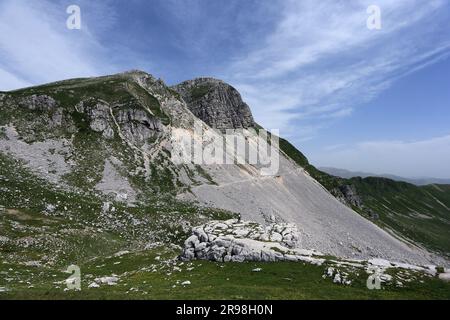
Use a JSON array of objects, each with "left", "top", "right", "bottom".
[{"left": 319, "top": 166, "right": 450, "bottom": 186}]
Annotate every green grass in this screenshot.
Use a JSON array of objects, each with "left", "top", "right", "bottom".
[
  {"left": 125, "top": 81, "right": 170, "bottom": 125},
  {"left": 0, "top": 127, "right": 6, "bottom": 139},
  {"left": 2, "top": 247, "right": 449, "bottom": 300},
  {"left": 348, "top": 178, "right": 450, "bottom": 255},
  {"left": 190, "top": 84, "right": 212, "bottom": 101},
  {"left": 0, "top": 152, "right": 236, "bottom": 268}
]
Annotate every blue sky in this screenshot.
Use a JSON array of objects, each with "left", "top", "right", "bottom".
[{"left": 1, "top": 0, "right": 449, "bottom": 178}]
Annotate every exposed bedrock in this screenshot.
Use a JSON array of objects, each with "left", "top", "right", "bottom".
[{"left": 172, "top": 78, "right": 255, "bottom": 130}]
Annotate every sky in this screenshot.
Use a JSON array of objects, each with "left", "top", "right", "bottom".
[{"left": 0, "top": 0, "right": 449, "bottom": 178}]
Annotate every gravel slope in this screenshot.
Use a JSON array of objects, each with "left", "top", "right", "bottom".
[{"left": 180, "top": 152, "right": 447, "bottom": 266}]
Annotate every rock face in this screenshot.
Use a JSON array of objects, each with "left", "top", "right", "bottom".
[
  {"left": 75, "top": 99, "right": 115, "bottom": 139},
  {"left": 115, "top": 108, "right": 163, "bottom": 145},
  {"left": 74, "top": 98, "right": 164, "bottom": 143},
  {"left": 172, "top": 78, "right": 255, "bottom": 130},
  {"left": 180, "top": 219, "right": 326, "bottom": 263},
  {"left": 334, "top": 184, "right": 363, "bottom": 208},
  {"left": 19, "top": 94, "right": 59, "bottom": 111}
]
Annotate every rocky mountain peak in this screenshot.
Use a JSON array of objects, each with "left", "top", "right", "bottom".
[{"left": 172, "top": 77, "right": 255, "bottom": 130}]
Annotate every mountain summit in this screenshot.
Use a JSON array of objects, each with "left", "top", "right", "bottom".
[{"left": 172, "top": 78, "right": 255, "bottom": 130}]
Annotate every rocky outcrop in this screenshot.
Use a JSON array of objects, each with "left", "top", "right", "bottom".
[
  {"left": 115, "top": 108, "right": 163, "bottom": 145},
  {"left": 332, "top": 185, "right": 380, "bottom": 220},
  {"left": 172, "top": 78, "right": 255, "bottom": 130},
  {"left": 19, "top": 94, "right": 59, "bottom": 111},
  {"left": 180, "top": 219, "right": 326, "bottom": 264},
  {"left": 73, "top": 98, "right": 163, "bottom": 143},
  {"left": 180, "top": 220, "right": 444, "bottom": 288},
  {"left": 75, "top": 99, "right": 115, "bottom": 139},
  {"left": 333, "top": 184, "right": 363, "bottom": 208}
]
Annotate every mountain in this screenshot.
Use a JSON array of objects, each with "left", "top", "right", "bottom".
[
  {"left": 0, "top": 70, "right": 448, "bottom": 273},
  {"left": 173, "top": 77, "right": 255, "bottom": 130},
  {"left": 319, "top": 167, "right": 450, "bottom": 186}
]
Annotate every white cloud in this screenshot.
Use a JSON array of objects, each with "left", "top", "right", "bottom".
[
  {"left": 0, "top": 0, "right": 111, "bottom": 90},
  {"left": 311, "top": 135, "right": 450, "bottom": 179},
  {"left": 0, "top": 68, "right": 30, "bottom": 91},
  {"left": 226, "top": 0, "right": 450, "bottom": 142}
]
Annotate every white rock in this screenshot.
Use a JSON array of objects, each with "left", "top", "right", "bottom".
[
  {"left": 369, "top": 258, "right": 392, "bottom": 268},
  {"left": 185, "top": 235, "right": 199, "bottom": 248},
  {"left": 180, "top": 219, "right": 308, "bottom": 263},
  {"left": 95, "top": 276, "right": 119, "bottom": 286},
  {"left": 270, "top": 233, "right": 283, "bottom": 242},
  {"left": 333, "top": 273, "right": 341, "bottom": 284},
  {"left": 194, "top": 228, "right": 209, "bottom": 242},
  {"left": 214, "top": 222, "right": 229, "bottom": 230},
  {"left": 327, "top": 267, "right": 335, "bottom": 277},
  {"left": 438, "top": 273, "right": 450, "bottom": 282},
  {"left": 194, "top": 242, "right": 207, "bottom": 252},
  {"left": 114, "top": 250, "right": 130, "bottom": 257}
]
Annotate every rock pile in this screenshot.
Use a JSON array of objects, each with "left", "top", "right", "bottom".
[{"left": 180, "top": 219, "right": 324, "bottom": 263}]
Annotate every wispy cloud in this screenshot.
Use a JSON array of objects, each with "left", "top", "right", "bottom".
[
  {"left": 0, "top": 0, "right": 116, "bottom": 90},
  {"left": 225, "top": 0, "right": 450, "bottom": 141},
  {"left": 0, "top": 68, "right": 30, "bottom": 91},
  {"left": 0, "top": 0, "right": 448, "bottom": 177},
  {"left": 312, "top": 134, "right": 450, "bottom": 178}
]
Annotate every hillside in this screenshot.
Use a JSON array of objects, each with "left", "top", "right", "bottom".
[
  {"left": 0, "top": 71, "right": 447, "bottom": 263},
  {"left": 278, "top": 138, "right": 450, "bottom": 257},
  {"left": 0, "top": 71, "right": 449, "bottom": 299}
]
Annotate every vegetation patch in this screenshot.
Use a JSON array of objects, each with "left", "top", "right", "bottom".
[{"left": 190, "top": 84, "right": 212, "bottom": 101}]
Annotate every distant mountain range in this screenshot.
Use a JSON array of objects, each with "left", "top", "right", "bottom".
[{"left": 319, "top": 167, "right": 450, "bottom": 186}]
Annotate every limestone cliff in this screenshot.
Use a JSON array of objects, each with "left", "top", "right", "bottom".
[{"left": 172, "top": 78, "right": 255, "bottom": 130}]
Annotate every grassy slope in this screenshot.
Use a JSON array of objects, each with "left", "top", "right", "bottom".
[
  {"left": 1, "top": 139, "right": 448, "bottom": 300},
  {"left": 0, "top": 73, "right": 183, "bottom": 197},
  {"left": 0, "top": 152, "right": 235, "bottom": 267},
  {"left": 3, "top": 152, "right": 447, "bottom": 300},
  {"left": 278, "top": 137, "right": 450, "bottom": 257},
  {"left": 2, "top": 73, "right": 170, "bottom": 127},
  {"left": 2, "top": 247, "right": 449, "bottom": 300}
]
